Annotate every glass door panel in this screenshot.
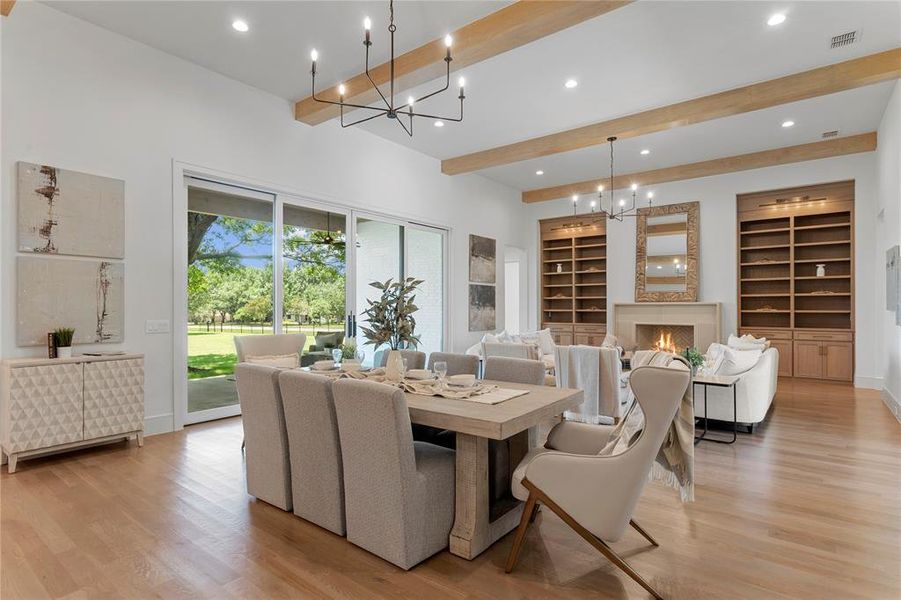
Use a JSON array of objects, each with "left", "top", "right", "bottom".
[
  {"left": 186, "top": 184, "right": 273, "bottom": 421},
  {"left": 354, "top": 217, "right": 403, "bottom": 366},
  {"left": 282, "top": 204, "right": 347, "bottom": 366}
]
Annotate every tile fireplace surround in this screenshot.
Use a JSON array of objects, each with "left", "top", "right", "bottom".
[{"left": 613, "top": 303, "right": 722, "bottom": 352}]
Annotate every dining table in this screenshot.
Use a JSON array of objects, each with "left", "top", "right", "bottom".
[{"left": 403, "top": 379, "right": 584, "bottom": 560}]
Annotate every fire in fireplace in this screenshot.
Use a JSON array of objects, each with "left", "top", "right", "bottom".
[
  {"left": 653, "top": 331, "right": 678, "bottom": 353},
  {"left": 635, "top": 324, "right": 694, "bottom": 353}
]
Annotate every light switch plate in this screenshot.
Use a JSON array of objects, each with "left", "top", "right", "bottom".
[{"left": 145, "top": 319, "right": 170, "bottom": 334}]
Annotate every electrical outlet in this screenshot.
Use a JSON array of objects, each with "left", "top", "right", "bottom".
[{"left": 145, "top": 319, "right": 170, "bottom": 334}]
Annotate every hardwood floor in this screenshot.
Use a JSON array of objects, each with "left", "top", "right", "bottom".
[{"left": 2, "top": 380, "right": 899, "bottom": 599}]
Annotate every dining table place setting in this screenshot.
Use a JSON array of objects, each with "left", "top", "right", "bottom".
[{"left": 303, "top": 361, "right": 529, "bottom": 404}]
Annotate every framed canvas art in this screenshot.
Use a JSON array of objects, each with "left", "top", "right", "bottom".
[
  {"left": 469, "top": 234, "right": 496, "bottom": 284},
  {"left": 468, "top": 284, "right": 496, "bottom": 331},
  {"left": 18, "top": 162, "right": 125, "bottom": 259}
]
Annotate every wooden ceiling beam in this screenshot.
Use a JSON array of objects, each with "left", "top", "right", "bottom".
[
  {"left": 444, "top": 48, "right": 901, "bottom": 175},
  {"left": 294, "top": 1, "right": 631, "bottom": 125},
  {"left": 522, "top": 132, "right": 877, "bottom": 203},
  {"left": 1, "top": 1, "right": 16, "bottom": 17}
]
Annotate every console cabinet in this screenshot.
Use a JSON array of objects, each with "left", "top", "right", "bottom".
[{"left": 1, "top": 354, "right": 144, "bottom": 473}]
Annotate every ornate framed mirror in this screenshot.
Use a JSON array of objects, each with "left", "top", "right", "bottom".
[{"left": 635, "top": 201, "right": 699, "bottom": 302}]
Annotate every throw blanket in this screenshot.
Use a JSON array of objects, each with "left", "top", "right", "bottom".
[
  {"left": 555, "top": 345, "right": 621, "bottom": 424},
  {"left": 617, "top": 351, "right": 695, "bottom": 502}
]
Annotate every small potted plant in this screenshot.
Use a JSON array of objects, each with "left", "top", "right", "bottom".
[
  {"left": 54, "top": 327, "right": 75, "bottom": 359},
  {"left": 681, "top": 346, "right": 705, "bottom": 376},
  {"left": 360, "top": 277, "right": 423, "bottom": 380}
]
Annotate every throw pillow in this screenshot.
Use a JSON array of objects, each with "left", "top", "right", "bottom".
[
  {"left": 538, "top": 329, "right": 556, "bottom": 356},
  {"left": 715, "top": 346, "right": 762, "bottom": 376},
  {"left": 728, "top": 333, "right": 769, "bottom": 350},
  {"left": 246, "top": 353, "right": 299, "bottom": 369}
]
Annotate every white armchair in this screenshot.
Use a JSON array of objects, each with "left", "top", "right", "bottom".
[{"left": 505, "top": 366, "right": 691, "bottom": 600}]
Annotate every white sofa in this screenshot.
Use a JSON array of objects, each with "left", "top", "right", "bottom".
[
  {"left": 466, "top": 330, "right": 556, "bottom": 372},
  {"left": 695, "top": 346, "right": 779, "bottom": 430}
]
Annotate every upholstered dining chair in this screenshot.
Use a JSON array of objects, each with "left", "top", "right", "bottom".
[
  {"left": 332, "top": 379, "right": 455, "bottom": 570},
  {"left": 375, "top": 349, "right": 426, "bottom": 370},
  {"left": 505, "top": 365, "right": 691, "bottom": 600},
  {"left": 233, "top": 333, "right": 307, "bottom": 363},
  {"left": 278, "top": 370, "right": 346, "bottom": 536},
  {"left": 426, "top": 352, "right": 479, "bottom": 376},
  {"left": 483, "top": 356, "right": 546, "bottom": 386},
  {"left": 234, "top": 363, "right": 292, "bottom": 511}
]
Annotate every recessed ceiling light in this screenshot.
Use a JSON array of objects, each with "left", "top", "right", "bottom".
[
  {"left": 232, "top": 20, "right": 249, "bottom": 33},
  {"left": 767, "top": 13, "right": 786, "bottom": 26},
  {"left": 782, "top": 120, "right": 795, "bottom": 128},
  {"left": 434, "top": 121, "right": 444, "bottom": 128},
  {"left": 564, "top": 79, "right": 578, "bottom": 89},
  {"left": 535, "top": 170, "right": 544, "bottom": 175},
  {"left": 640, "top": 149, "right": 650, "bottom": 155},
  {"left": 656, "top": 265, "right": 663, "bottom": 270}
]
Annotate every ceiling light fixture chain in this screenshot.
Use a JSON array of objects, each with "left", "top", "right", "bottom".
[{"left": 309, "top": 0, "right": 466, "bottom": 137}]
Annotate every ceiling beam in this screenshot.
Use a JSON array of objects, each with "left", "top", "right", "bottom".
[
  {"left": 294, "top": 1, "right": 631, "bottom": 125},
  {"left": 444, "top": 48, "right": 901, "bottom": 175},
  {"left": 522, "top": 132, "right": 877, "bottom": 203},
  {"left": 1, "top": 1, "right": 16, "bottom": 17}
]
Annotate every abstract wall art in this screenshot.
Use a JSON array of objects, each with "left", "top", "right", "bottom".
[
  {"left": 469, "top": 234, "right": 496, "bottom": 284},
  {"left": 17, "top": 256, "right": 124, "bottom": 346},
  {"left": 468, "top": 284, "right": 496, "bottom": 331},
  {"left": 18, "top": 162, "right": 125, "bottom": 259}
]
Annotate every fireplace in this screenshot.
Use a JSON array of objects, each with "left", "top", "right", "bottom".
[
  {"left": 613, "top": 302, "right": 721, "bottom": 352},
  {"left": 636, "top": 324, "right": 695, "bottom": 352}
]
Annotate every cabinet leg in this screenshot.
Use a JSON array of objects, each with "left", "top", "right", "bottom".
[
  {"left": 8, "top": 453, "right": 18, "bottom": 474},
  {"left": 136, "top": 431, "right": 144, "bottom": 447}
]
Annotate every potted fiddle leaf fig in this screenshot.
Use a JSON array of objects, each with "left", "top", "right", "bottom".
[
  {"left": 54, "top": 327, "right": 75, "bottom": 359},
  {"left": 360, "top": 277, "right": 423, "bottom": 379}
]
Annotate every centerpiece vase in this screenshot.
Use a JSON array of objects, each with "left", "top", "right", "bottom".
[{"left": 385, "top": 350, "right": 404, "bottom": 382}]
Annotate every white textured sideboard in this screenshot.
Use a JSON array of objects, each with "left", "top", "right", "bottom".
[{"left": 1, "top": 354, "right": 144, "bottom": 473}]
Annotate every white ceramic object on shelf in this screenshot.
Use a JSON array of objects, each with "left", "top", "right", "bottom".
[
  {"left": 57, "top": 346, "right": 72, "bottom": 359},
  {"left": 816, "top": 263, "right": 826, "bottom": 277}
]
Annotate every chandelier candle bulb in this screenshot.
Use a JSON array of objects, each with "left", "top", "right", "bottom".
[
  {"left": 445, "top": 34, "right": 453, "bottom": 60},
  {"left": 338, "top": 84, "right": 346, "bottom": 98},
  {"left": 364, "top": 17, "right": 371, "bottom": 43}
]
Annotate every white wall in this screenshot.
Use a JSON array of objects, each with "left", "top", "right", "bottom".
[
  {"left": 524, "top": 151, "right": 883, "bottom": 387},
  {"left": 0, "top": 3, "right": 527, "bottom": 434},
  {"left": 875, "top": 80, "right": 901, "bottom": 407}
]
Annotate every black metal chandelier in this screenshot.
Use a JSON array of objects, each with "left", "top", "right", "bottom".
[
  {"left": 309, "top": 0, "right": 465, "bottom": 137},
  {"left": 585, "top": 136, "right": 654, "bottom": 221}
]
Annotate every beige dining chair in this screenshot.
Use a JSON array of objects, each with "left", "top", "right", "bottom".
[
  {"left": 278, "top": 370, "right": 346, "bottom": 536},
  {"left": 484, "top": 356, "right": 546, "bottom": 386},
  {"left": 426, "top": 352, "right": 479, "bottom": 376},
  {"left": 234, "top": 363, "right": 293, "bottom": 511},
  {"left": 233, "top": 333, "right": 307, "bottom": 363},
  {"left": 375, "top": 349, "right": 426, "bottom": 370},
  {"left": 505, "top": 365, "right": 691, "bottom": 600},
  {"left": 332, "top": 379, "right": 455, "bottom": 570}
]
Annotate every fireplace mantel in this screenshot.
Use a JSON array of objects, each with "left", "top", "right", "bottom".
[{"left": 613, "top": 302, "right": 722, "bottom": 352}]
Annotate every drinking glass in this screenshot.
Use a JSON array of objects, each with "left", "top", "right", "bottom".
[
  {"left": 434, "top": 361, "right": 448, "bottom": 384},
  {"left": 402, "top": 358, "right": 409, "bottom": 379},
  {"left": 332, "top": 348, "right": 342, "bottom": 367}
]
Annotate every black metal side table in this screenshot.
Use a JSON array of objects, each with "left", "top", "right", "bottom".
[{"left": 693, "top": 374, "right": 740, "bottom": 445}]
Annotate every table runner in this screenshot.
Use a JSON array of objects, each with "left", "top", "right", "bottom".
[{"left": 304, "top": 367, "right": 528, "bottom": 404}]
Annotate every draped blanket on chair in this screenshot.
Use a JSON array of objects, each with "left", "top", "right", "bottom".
[{"left": 614, "top": 351, "right": 695, "bottom": 502}]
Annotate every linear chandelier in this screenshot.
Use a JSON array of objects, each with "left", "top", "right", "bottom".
[
  {"left": 571, "top": 136, "right": 654, "bottom": 220},
  {"left": 309, "top": 0, "right": 465, "bottom": 137}
]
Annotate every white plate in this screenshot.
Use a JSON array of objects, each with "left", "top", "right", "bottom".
[{"left": 406, "top": 369, "right": 435, "bottom": 380}]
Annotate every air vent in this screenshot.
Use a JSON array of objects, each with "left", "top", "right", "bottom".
[
  {"left": 830, "top": 30, "right": 858, "bottom": 49},
  {"left": 822, "top": 130, "right": 840, "bottom": 139}
]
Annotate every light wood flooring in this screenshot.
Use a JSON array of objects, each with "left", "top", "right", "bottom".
[{"left": 2, "top": 380, "right": 899, "bottom": 599}]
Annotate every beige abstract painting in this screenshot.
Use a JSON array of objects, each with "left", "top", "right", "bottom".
[
  {"left": 17, "top": 256, "right": 124, "bottom": 346},
  {"left": 18, "top": 162, "right": 124, "bottom": 259}
]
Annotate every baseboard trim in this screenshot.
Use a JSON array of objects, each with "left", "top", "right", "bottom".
[
  {"left": 145, "top": 412, "right": 174, "bottom": 436},
  {"left": 854, "top": 376, "right": 884, "bottom": 390},
  {"left": 882, "top": 388, "right": 901, "bottom": 424}
]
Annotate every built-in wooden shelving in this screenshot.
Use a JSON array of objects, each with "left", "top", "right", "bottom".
[{"left": 736, "top": 180, "right": 855, "bottom": 381}]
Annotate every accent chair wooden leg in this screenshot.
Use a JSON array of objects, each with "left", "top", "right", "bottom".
[
  {"left": 529, "top": 503, "right": 541, "bottom": 523},
  {"left": 505, "top": 491, "right": 538, "bottom": 573},
  {"left": 629, "top": 519, "right": 659, "bottom": 547},
  {"left": 522, "top": 480, "right": 664, "bottom": 600}
]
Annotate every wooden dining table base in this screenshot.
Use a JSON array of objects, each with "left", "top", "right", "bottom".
[{"left": 449, "top": 429, "right": 534, "bottom": 560}]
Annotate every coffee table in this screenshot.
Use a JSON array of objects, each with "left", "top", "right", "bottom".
[{"left": 693, "top": 373, "right": 740, "bottom": 445}]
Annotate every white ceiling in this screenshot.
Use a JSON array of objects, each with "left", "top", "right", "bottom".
[{"left": 45, "top": 0, "right": 901, "bottom": 196}]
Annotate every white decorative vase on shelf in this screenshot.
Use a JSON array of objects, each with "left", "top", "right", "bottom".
[
  {"left": 385, "top": 350, "right": 404, "bottom": 381},
  {"left": 816, "top": 263, "right": 827, "bottom": 277},
  {"left": 556, "top": 263, "right": 563, "bottom": 273},
  {"left": 57, "top": 346, "right": 72, "bottom": 359}
]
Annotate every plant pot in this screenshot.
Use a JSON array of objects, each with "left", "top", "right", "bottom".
[
  {"left": 57, "top": 346, "right": 72, "bottom": 359},
  {"left": 385, "top": 350, "right": 404, "bottom": 381}
]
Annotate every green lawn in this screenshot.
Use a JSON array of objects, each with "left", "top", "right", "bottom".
[{"left": 187, "top": 325, "right": 341, "bottom": 379}]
